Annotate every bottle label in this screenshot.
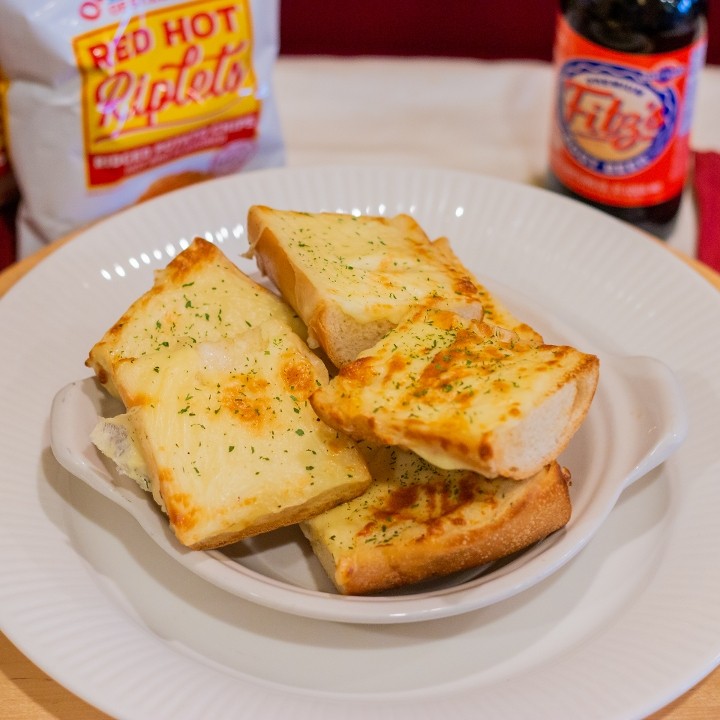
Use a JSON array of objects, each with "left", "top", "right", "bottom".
[{"left": 550, "top": 14, "right": 706, "bottom": 207}]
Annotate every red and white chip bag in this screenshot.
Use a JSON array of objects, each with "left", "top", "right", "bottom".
[{"left": 0, "top": 0, "right": 284, "bottom": 257}]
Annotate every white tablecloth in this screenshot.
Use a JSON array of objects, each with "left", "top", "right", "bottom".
[{"left": 273, "top": 56, "right": 720, "bottom": 258}]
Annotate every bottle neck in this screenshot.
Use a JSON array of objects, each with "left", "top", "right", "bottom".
[{"left": 561, "top": 0, "right": 707, "bottom": 54}]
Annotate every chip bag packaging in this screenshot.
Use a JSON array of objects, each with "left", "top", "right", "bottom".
[{"left": 0, "top": 0, "right": 284, "bottom": 257}]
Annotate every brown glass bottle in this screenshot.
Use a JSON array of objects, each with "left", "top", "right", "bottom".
[{"left": 548, "top": 0, "right": 707, "bottom": 238}]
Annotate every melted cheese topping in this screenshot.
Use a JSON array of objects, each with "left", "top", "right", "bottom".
[
  {"left": 87, "top": 238, "right": 304, "bottom": 398},
  {"left": 90, "top": 415, "right": 151, "bottom": 491},
  {"left": 312, "top": 306, "right": 597, "bottom": 475},
  {"left": 113, "top": 319, "right": 370, "bottom": 548},
  {"left": 252, "top": 211, "right": 483, "bottom": 324}
]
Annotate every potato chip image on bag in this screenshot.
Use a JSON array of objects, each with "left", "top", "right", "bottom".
[{"left": 0, "top": 0, "right": 284, "bottom": 256}]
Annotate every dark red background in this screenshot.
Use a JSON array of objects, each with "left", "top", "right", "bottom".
[
  {"left": 280, "top": 0, "right": 720, "bottom": 63},
  {"left": 1, "top": 1, "right": 718, "bottom": 272}
]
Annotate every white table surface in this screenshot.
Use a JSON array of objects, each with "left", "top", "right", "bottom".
[{"left": 272, "top": 56, "right": 720, "bottom": 259}]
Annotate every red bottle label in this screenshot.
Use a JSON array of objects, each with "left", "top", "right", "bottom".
[{"left": 550, "top": 14, "right": 706, "bottom": 207}]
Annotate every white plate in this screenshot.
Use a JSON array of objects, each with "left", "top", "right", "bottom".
[{"left": 2, "top": 165, "right": 720, "bottom": 718}]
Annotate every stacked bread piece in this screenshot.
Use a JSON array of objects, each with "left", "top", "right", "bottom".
[
  {"left": 86, "top": 238, "right": 372, "bottom": 550},
  {"left": 87, "top": 206, "right": 599, "bottom": 594}
]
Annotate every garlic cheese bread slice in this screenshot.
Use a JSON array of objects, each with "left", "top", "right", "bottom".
[
  {"left": 246, "top": 206, "right": 539, "bottom": 367},
  {"left": 301, "top": 444, "right": 572, "bottom": 595},
  {"left": 311, "top": 306, "right": 599, "bottom": 480},
  {"left": 87, "top": 237, "right": 305, "bottom": 400},
  {"left": 110, "top": 319, "right": 371, "bottom": 550}
]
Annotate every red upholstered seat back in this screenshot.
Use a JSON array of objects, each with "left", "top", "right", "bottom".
[{"left": 279, "top": 0, "right": 719, "bottom": 64}]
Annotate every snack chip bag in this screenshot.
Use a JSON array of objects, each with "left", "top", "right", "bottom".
[{"left": 0, "top": 0, "right": 284, "bottom": 256}]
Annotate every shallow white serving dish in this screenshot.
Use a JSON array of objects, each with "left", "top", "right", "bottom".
[
  {"left": 50, "top": 337, "right": 685, "bottom": 624},
  {"left": 2, "top": 165, "right": 719, "bottom": 720}
]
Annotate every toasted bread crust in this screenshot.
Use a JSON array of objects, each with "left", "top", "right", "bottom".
[
  {"left": 302, "top": 448, "right": 572, "bottom": 595},
  {"left": 188, "top": 481, "right": 374, "bottom": 550}
]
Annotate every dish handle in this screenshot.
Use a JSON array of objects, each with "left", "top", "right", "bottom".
[
  {"left": 50, "top": 378, "right": 151, "bottom": 518},
  {"left": 602, "top": 354, "right": 688, "bottom": 491}
]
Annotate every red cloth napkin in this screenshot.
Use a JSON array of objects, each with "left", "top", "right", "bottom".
[{"left": 693, "top": 150, "right": 720, "bottom": 274}]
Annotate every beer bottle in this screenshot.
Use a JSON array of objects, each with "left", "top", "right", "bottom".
[{"left": 548, "top": 0, "right": 708, "bottom": 238}]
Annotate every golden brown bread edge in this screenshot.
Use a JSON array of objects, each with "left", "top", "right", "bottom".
[
  {"left": 85, "top": 239, "right": 372, "bottom": 550},
  {"left": 310, "top": 305, "right": 600, "bottom": 480},
  {"left": 86, "top": 237, "right": 305, "bottom": 399},
  {"left": 301, "top": 455, "right": 572, "bottom": 596},
  {"left": 246, "top": 206, "right": 504, "bottom": 367},
  {"left": 245, "top": 206, "right": 393, "bottom": 366}
]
